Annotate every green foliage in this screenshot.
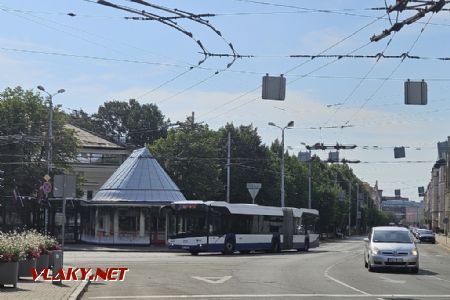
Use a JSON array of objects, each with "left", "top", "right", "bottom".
[
  {"left": 0, "top": 87, "right": 78, "bottom": 195},
  {"left": 150, "top": 121, "right": 222, "bottom": 200},
  {"left": 71, "top": 99, "right": 169, "bottom": 147}
]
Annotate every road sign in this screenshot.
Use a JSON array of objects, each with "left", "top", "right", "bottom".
[
  {"left": 53, "top": 175, "right": 76, "bottom": 198},
  {"left": 43, "top": 174, "right": 51, "bottom": 182},
  {"left": 247, "top": 183, "right": 261, "bottom": 204},
  {"left": 42, "top": 181, "right": 52, "bottom": 194}
]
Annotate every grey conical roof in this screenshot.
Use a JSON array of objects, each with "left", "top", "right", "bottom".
[{"left": 92, "top": 147, "right": 186, "bottom": 204}]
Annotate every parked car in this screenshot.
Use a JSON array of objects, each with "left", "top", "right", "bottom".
[
  {"left": 364, "top": 226, "right": 419, "bottom": 273},
  {"left": 416, "top": 229, "right": 436, "bottom": 243}
]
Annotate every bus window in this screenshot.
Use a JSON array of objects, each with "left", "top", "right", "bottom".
[
  {"left": 262, "top": 215, "right": 283, "bottom": 233},
  {"left": 302, "top": 213, "right": 319, "bottom": 235},
  {"left": 208, "top": 208, "right": 226, "bottom": 235}
]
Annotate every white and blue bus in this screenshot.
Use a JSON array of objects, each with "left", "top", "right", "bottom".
[{"left": 165, "top": 201, "right": 319, "bottom": 255}]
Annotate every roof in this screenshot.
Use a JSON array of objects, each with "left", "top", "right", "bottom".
[
  {"left": 91, "top": 147, "right": 186, "bottom": 204},
  {"left": 372, "top": 226, "right": 409, "bottom": 231},
  {"left": 65, "top": 124, "right": 125, "bottom": 150},
  {"left": 169, "top": 200, "right": 319, "bottom": 217}
]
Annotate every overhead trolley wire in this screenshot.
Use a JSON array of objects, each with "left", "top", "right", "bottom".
[
  {"left": 342, "top": 12, "right": 435, "bottom": 127},
  {"left": 199, "top": 13, "right": 387, "bottom": 123},
  {"left": 323, "top": 32, "right": 397, "bottom": 127}
]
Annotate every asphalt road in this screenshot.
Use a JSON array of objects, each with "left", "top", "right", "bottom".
[{"left": 64, "top": 237, "right": 450, "bottom": 300}]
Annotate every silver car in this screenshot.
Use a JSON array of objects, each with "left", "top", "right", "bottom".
[{"left": 364, "top": 226, "right": 419, "bottom": 273}]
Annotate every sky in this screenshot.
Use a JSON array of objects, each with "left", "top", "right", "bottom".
[{"left": 0, "top": 0, "right": 449, "bottom": 202}]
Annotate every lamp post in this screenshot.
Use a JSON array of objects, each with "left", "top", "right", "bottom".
[
  {"left": 37, "top": 86, "right": 65, "bottom": 174},
  {"left": 301, "top": 142, "right": 312, "bottom": 209},
  {"left": 268, "top": 121, "right": 294, "bottom": 207}
]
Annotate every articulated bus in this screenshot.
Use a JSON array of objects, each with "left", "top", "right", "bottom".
[{"left": 165, "top": 201, "right": 319, "bottom": 255}]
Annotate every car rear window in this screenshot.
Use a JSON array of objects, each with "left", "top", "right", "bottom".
[{"left": 372, "top": 230, "right": 412, "bottom": 243}]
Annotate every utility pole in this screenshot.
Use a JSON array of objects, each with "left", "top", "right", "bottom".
[
  {"left": 268, "top": 121, "right": 294, "bottom": 207},
  {"left": 191, "top": 111, "right": 195, "bottom": 129},
  {"left": 37, "top": 86, "right": 65, "bottom": 173},
  {"left": 308, "top": 150, "right": 312, "bottom": 209},
  {"left": 348, "top": 180, "right": 352, "bottom": 237},
  {"left": 356, "top": 183, "right": 360, "bottom": 234},
  {"left": 226, "top": 132, "right": 231, "bottom": 203}
]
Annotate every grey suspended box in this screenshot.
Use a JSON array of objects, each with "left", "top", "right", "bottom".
[
  {"left": 328, "top": 151, "right": 339, "bottom": 162},
  {"left": 262, "top": 74, "right": 286, "bottom": 100},
  {"left": 298, "top": 151, "right": 311, "bottom": 162},
  {"left": 418, "top": 186, "right": 424, "bottom": 197},
  {"left": 394, "top": 147, "right": 405, "bottom": 158},
  {"left": 405, "top": 79, "right": 427, "bottom": 105},
  {"left": 395, "top": 189, "right": 401, "bottom": 198}
]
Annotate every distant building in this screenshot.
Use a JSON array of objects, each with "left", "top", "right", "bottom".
[
  {"left": 424, "top": 136, "right": 449, "bottom": 232},
  {"left": 381, "top": 196, "right": 424, "bottom": 225},
  {"left": 365, "top": 181, "right": 382, "bottom": 211},
  {"left": 66, "top": 124, "right": 131, "bottom": 200}
]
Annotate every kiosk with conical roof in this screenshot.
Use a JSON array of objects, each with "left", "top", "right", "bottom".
[{"left": 80, "top": 147, "right": 186, "bottom": 245}]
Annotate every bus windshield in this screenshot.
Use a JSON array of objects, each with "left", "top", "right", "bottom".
[{"left": 171, "top": 209, "right": 207, "bottom": 238}]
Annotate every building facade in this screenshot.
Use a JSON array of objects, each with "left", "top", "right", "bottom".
[{"left": 424, "top": 136, "right": 449, "bottom": 233}]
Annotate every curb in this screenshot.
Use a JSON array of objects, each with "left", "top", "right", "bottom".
[{"left": 68, "top": 280, "right": 90, "bottom": 300}]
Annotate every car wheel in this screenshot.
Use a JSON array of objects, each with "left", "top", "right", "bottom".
[
  {"left": 411, "top": 267, "right": 419, "bottom": 274},
  {"left": 367, "top": 259, "right": 374, "bottom": 272}
]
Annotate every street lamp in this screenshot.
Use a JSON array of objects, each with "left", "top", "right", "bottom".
[
  {"left": 301, "top": 142, "right": 312, "bottom": 209},
  {"left": 37, "top": 85, "right": 65, "bottom": 174},
  {"left": 269, "top": 121, "right": 294, "bottom": 207}
]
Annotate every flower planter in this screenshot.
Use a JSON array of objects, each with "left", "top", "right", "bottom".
[
  {"left": 0, "top": 261, "right": 19, "bottom": 288},
  {"left": 18, "top": 258, "right": 37, "bottom": 278},
  {"left": 36, "top": 254, "right": 49, "bottom": 274}
]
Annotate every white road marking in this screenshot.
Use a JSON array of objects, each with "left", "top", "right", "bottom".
[
  {"left": 191, "top": 276, "right": 232, "bottom": 284},
  {"left": 423, "top": 275, "right": 450, "bottom": 284},
  {"left": 379, "top": 276, "right": 406, "bottom": 284},
  {"left": 324, "top": 256, "right": 371, "bottom": 296},
  {"left": 88, "top": 294, "right": 450, "bottom": 299}
]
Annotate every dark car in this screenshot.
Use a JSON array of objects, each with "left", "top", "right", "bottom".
[{"left": 416, "top": 229, "right": 435, "bottom": 243}]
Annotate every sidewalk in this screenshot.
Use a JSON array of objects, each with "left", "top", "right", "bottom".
[
  {"left": 0, "top": 267, "right": 89, "bottom": 300},
  {"left": 65, "top": 243, "right": 181, "bottom": 252},
  {"left": 436, "top": 234, "right": 450, "bottom": 252}
]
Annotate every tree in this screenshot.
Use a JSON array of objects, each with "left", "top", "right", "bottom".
[
  {"left": 150, "top": 121, "right": 222, "bottom": 200},
  {"left": 0, "top": 86, "right": 78, "bottom": 196},
  {"left": 218, "top": 124, "right": 278, "bottom": 205},
  {"left": 93, "top": 99, "right": 168, "bottom": 146}
]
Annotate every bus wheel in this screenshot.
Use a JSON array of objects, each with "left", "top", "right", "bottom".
[
  {"left": 190, "top": 251, "right": 199, "bottom": 256},
  {"left": 223, "top": 240, "right": 235, "bottom": 255}
]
